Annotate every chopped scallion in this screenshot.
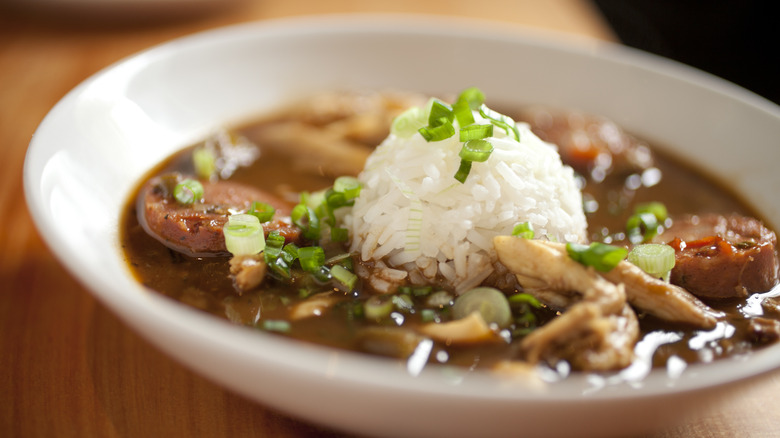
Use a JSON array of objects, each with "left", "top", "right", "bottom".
[
  {"left": 566, "top": 242, "right": 628, "bottom": 272},
  {"left": 391, "top": 106, "right": 427, "bottom": 138},
  {"left": 261, "top": 319, "right": 291, "bottom": 333},
  {"left": 364, "top": 296, "right": 394, "bottom": 320},
  {"left": 452, "top": 287, "right": 512, "bottom": 329},
  {"left": 291, "top": 204, "right": 321, "bottom": 240},
  {"left": 427, "top": 99, "right": 455, "bottom": 126},
  {"left": 478, "top": 105, "right": 520, "bottom": 141},
  {"left": 331, "top": 264, "right": 357, "bottom": 290},
  {"left": 419, "top": 120, "right": 455, "bottom": 142},
  {"left": 459, "top": 123, "right": 493, "bottom": 142},
  {"left": 297, "top": 246, "right": 325, "bottom": 273},
  {"left": 192, "top": 147, "right": 216, "bottom": 180},
  {"left": 173, "top": 179, "right": 204, "bottom": 205},
  {"left": 248, "top": 201, "right": 275, "bottom": 223},
  {"left": 333, "top": 176, "right": 362, "bottom": 200},
  {"left": 456, "top": 87, "right": 486, "bottom": 109},
  {"left": 223, "top": 214, "right": 265, "bottom": 256},
  {"left": 628, "top": 243, "right": 676, "bottom": 282},
  {"left": 453, "top": 159, "right": 473, "bottom": 184},
  {"left": 512, "top": 222, "right": 535, "bottom": 239},
  {"left": 459, "top": 139, "right": 493, "bottom": 162}
]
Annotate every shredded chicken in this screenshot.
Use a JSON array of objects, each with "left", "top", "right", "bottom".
[
  {"left": 602, "top": 260, "right": 722, "bottom": 328},
  {"left": 229, "top": 254, "right": 267, "bottom": 293},
  {"left": 493, "top": 235, "right": 723, "bottom": 370},
  {"left": 493, "top": 235, "right": 636, "bottom": 370}
]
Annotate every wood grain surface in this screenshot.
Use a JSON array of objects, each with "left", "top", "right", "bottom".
[{"left": 1, "top": 1, "right": 778, "bottom": 436}]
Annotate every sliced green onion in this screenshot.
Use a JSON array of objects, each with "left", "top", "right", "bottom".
[
  {"left": 508, "top": 292, "right": 542, "bottom": 308},
  {"left": 459, "top": 124, "right": 493, "bottom": 142},
  {"left": 264, "top": 231, "right": 285, "bottom": 258},
  {"left": 628, "top": 243, "right": 676, "bottom": 282},
  {"left": 333, "top": 176, "right": 362, "bottom": 200},
  {"left": 452, "top": 99, "right": 475, "bottom": 127},
  {"left": 626, "top": 212, "right": 659, "bottom": 244},
  {"left": 223, "top": 214, "right": 265, "bottom": 256},
  {"left": 364, "top": 296, "right": 394, "bottom": 320},
  {"left": 419, "top": 120, "right": 455, "bottom": 142},
  {"left": 173, "top": 179, "right": 204, "bottom": 205},
  {"left": 478, "top": 105, "right": 520, "bottom": 141},
  {"left": 291, "top": 204, "right": 321, "bottom": 240},
  {"left": 420, "top": 309, "right": 438, "bottom": 323},
  {"left": 193, "top": 147, "right": 216, "bottom": 180},
  {"left": 392, "top": 294, "right": 414, "bottom": 312},
  {"left": 512, "top": 222, "right": 535, "bottom": 239},
  {"left": 452, "top": 287, "right": 512, "bottom": 328},
  {"left": 427, "top": 99, "right": 455, "bottom": 126},
  {"left": 566, "top": 242, "right": 628, "bottom": 272},
  {"left": 453, "top": 160, "right": 472, "bottom": 184},
  {"left": 636, "top": 202, "right": 668, "bottom": 222},
  {"left": 261, "top": 319, "right": 291, "bottom": 333},
  {"left": 298, "top": 246, "right": 325, "bottom": 273},
  {"left": 456, "top": 87, "right": 486, "bottom": 110},
  {"left": 459, "top": 139, "right": 493, "bottom": 162},
  {"left": 247, "top": 201, "right": 275, "bottom": 223},
  {"left": 391, "top": 106, "right": 427, "bottom": 138},
  {"left": 331, "top": 264, "right": 357, "bottom": 290}
]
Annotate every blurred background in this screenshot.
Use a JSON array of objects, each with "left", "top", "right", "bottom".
[{"left": 593, "top": 0, "right": 779, "bottom": 105}]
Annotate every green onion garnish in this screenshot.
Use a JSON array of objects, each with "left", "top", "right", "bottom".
[
  {"left": 392, "top": 294, "right": 414, "bottom": 312},
  {"left": 298, "top": 246, "right": 325, "bottom": 273},
  {"left": 247, "top": 201, "right": 275, "bottom": 223},
  {"left": 193, "top": 147, "right": 216, "bottom": 180},
  {"left": 452, "top": 287, "right": 512, "bottom": 328},
  {"left": 512, "top": 222, "right": 535, "bottom": 239},
  {"left": 456, "top": 87, "right": 486, "bottom": 109},
  {"left": 628, "top": 243, "right": 676, "bottom": 282},
  {"left": 508, "top": 292, "right": 542, "bottom": 308},
  {"left": 261, "top": 320, "right": 291, "bottom": 333},
  {"left": 452, "top": 99, "right": 475, "bottom": 127},
  {"left": 291, "top": 204, "right": 321, "bottom": 240},
  {"left": 459, "top": 139, "right": 494, "bottom": 162},
  {"left": 636, "top": 202, "right": 668, "bottom": 222},
  {"left": 626, "top": 202, "right": 668, "bottom": 244},
  {"left": 364, "top": 296, "right": 394, "bottom": 320},
  {"left": 478, "top": 105, "right": 520, "bottom": 141},
  {"left": 391, "top": 106, "right": 427, "bottom": 138},
  {"left": 453, "top": 160, "right": 473, "bottom": 184},
  {"left": 331, "top": 264, "right": 357, "bottom": 290},
  {"left": 419, "top": 121, "right": 456, "bottom": 142},
  {"left": 223, "top": 214, "right": 265, "bottom": 256},
  {"left": 566, "top": 242, "right": 628, "bottom": 272},
  {"left": 333, "top": 176, "right": 362, "bottom": 200},
  {"left": 427, "top": 99, "right": 455, "bottom": 126},
  {"left": 459, "top": 123, "right": 493, "bottom": 142},
  {"left": 173, "top": 179, "right": 204, "bottom": 205}
]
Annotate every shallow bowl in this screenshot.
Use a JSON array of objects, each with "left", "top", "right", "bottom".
[{"left": 24, "top": 14, "right": 780, "bottom": 438}]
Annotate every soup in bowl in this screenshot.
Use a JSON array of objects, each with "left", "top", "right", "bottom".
[{"left": 24, "top": 15, "right": 780, "bottom": 438}]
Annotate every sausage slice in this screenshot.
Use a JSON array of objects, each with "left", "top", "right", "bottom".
[
  {"left": 137, "top": 173, "right": 300, "bottom": 257},
  {"left": 660, "top": 214, "right": 779, "bottom": 299}
]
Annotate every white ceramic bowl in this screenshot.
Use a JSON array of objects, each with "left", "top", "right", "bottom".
[{"left": 24, "top": 14, "right": 780, "bottom": 438}]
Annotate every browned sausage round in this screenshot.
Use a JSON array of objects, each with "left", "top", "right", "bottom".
[
  {"left": 659, "top": 214, "right": 779, "bottom": 299},
  {"left": 137, "top": 173, "right": 300, "bottom": 257}
]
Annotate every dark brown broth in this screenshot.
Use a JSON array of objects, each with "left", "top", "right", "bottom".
[{"left": 120, "top": 105, "right": 773, "bottom": 372}]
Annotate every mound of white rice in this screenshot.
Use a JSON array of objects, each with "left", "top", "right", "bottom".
[{"left": 343, "top": 105, "right": 587, "bottom": 293}]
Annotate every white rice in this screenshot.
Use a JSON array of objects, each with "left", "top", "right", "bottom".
[{"left": 343, "top": 110, "right": 587, "bottom": 293}]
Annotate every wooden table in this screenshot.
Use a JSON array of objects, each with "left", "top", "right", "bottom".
[{"left": 1, "top": 1, "right": 778, "bottom": 436}]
